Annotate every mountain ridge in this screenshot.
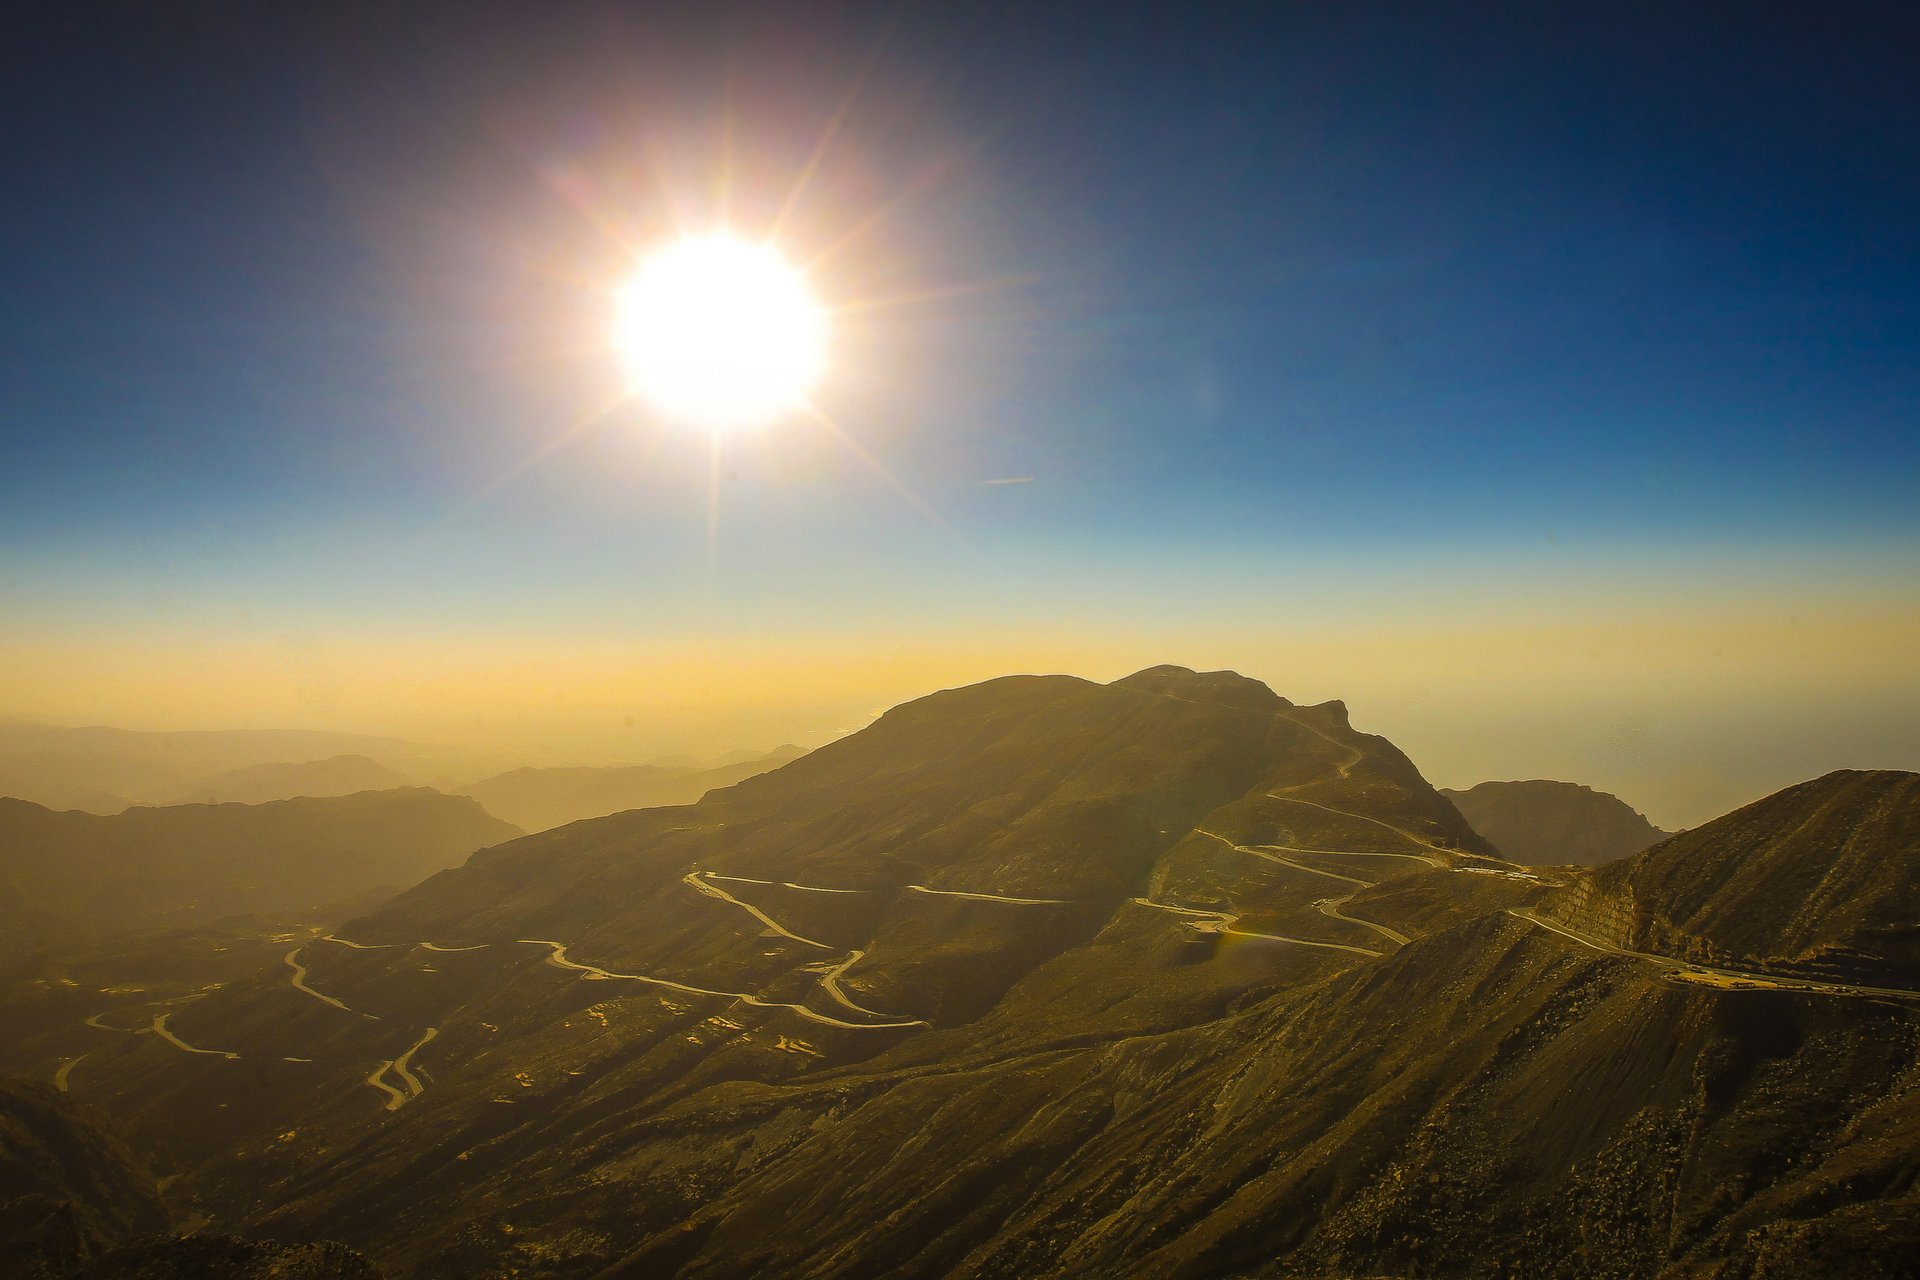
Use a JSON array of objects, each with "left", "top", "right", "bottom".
[
  {"left": 457, "top": 747, "right": 806, "bottom": 833},
  {"left": 1541, "top": 767, "right": 1919, "bottom": 982},
  {"left": 174, "top": 755, "right": 413, "bottom": 807},
  {"left": 1442, "top": 777, "right": 1672, "bottom": 866},
  {"left": 0, "top": 789, "right": 522, "bottom": 964},
  {"left": 5, "top": 668, "right": 1914, "bottom": 1279}
]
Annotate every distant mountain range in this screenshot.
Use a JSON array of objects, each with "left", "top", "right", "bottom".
[
  {"left": 0, "top": 721, "right": 810, "bottom": 828},
  {"left": 456, "top": 746, "right": 807, "bottom": 832},
  {"left": 0, "top": 722, "right": 515, "bottom": 815},
  {"left": 1, "top": 667, "right": 1912, "bottom": 1279},
  {"left": 1442, "top": 778, "right": 1672, "bottom": 865},
  {"left": 0, "top": 790, "right": 521, "bottom": 964},
  {"left": 174, "top": 755, "right": 413, "bottom": 807}
]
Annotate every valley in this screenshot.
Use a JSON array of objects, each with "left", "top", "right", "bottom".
[{"left": 4, "top": 668, "right": 1916, "bottom": 1279}]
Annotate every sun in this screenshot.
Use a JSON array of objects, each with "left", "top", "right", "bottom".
[{"left": 614, "top": 233, "right": 828, "bottom": 431}]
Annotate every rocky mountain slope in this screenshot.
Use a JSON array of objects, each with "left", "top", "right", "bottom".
[
  {"left": 0, "top": 791, "right": 522, "bottom": 964},
  {"left": 5, "top": 669, "right": 1914, "bottom": 1279},
  {"left": 1442, "top": 778, "right": 1670, "bottom": 865},
  {"left": 0, "top": 1080, "right": 167, "bottom": 1277},
  {"left": 0, "top": 1083, "right": 385, "bottom": 1280},
  {"left": 457, "top": 748, "right": 806, "bottom": 833},
  {"left": 1544, "top": 769, "right": 1920, "bottom": 983}
]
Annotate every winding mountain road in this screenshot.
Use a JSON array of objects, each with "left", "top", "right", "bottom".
[
  {"left": 1276, "top": 708, "right": 1365, "bottom": 782},
  {"left": 705, "top": 872, "right": 873, "bottom": 896},
  {"left": 702, "top": 867, "right": 1075, "bottom": 905},
  {"left": 1113, "top": 659, "right": 1415, "bottom": 968},
  {"left": 813, "top": 949, "right": 914, "bottom": 1018},
  {"left": 391, "top": 1027, "right": 438, "bottom": 1095},
  {"left": 685, "top": 871, "right": 835, "bottom": 948},
  {"left": 365, "top": 1063, "right": 407, "bottom": 1110},
  {"left": 1129, "top": 897, "right": 1383, "bottom": 956},
  {"left": 517, "top": 939, "right": 929, "bottom": 1030},
  {"left": 1207, "top": 836, "right": 1371, "bottom": 887},
  {"left": 683, "top": 874, "right": 945, "bottom": 1024},
  {"left": 362, "top": 1027, "right": 441, "bottom": 1112},
  {"left": 1121, "top": 689, "right": 1463, "bottom": 871},
  {"left": 1510, "top": 909, "right": 1920, "bottom": 1003},
  {"left": 284, "top": 947, "right": 373, "bottom": 1016},
  {"left": 53, "top": 1054, "right": 87, "bottom": 1092},
  {"left": 84, "top": 1011, "right": 136, "bottom": 1032},
  {"left": 905, "top": 884, "right": 1077, "bottom": 905},
  {"left": 1315, "top": 895, "right": 1412, "bottom": 946},
  {"left": 1262, "top": 794, "right": 1454, "bottom": 863},
  {"left": 1191, "top": 828, "right": 1417, "bottom": 951},
  {"left": 151, "top": 1011, "right": 240, "bottom": 1060}
]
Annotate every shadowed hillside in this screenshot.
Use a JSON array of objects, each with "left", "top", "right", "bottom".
[
  {"left": 0, "top": 1083, "right": 386, "bottom": 1280},
  {"left": 0, "top": 1080, "right": 167, "bottom": 1277},
  {"left": 1442, "top": 779, "right": 1671, "bottom": 866},
  {"left": 0, "top": 792, "right": 522, "bottom": 964}
]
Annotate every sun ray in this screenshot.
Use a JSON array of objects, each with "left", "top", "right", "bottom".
[
  {"left": 628, "top": 129, "right": 699, "bottom": 245},
  {"left": 829, "top": 271, "right": 1043, "bottom": 317},
  {"left": 799, "top": 399, "right": 967, "bottom": 545},
  {"left": 460, "top": 389, "right": 635, "bottom": 508},
  {"left": 801, "top": 141, "right": 981, "bottom": 274},
  {"left": 766, "top": 52, "right": 878, "bottom": 244},
  {"left": 714, "top": 64, "right": 736, "bottom": 226},
  {"left": 442, "top": 206, "right": 627, "bottom": 297},
  {"left": 543, "top": 167, "right": 641, "bottom": 260}
]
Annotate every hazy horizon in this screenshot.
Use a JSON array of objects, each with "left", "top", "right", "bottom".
[
  {"left": 6, "top": 593, "right": 1915, "bottom": 829},
  {"left": 5, "top": 4, "right": 1918, "bottom": 830}
]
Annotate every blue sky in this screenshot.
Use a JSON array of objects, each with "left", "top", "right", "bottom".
[{"left": 2, "top": 2, "right": 1917, "bottom": 824}]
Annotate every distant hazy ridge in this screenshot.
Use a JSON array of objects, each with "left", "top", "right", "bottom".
[{"left": 0, "top": 790, "right": 520, "bottom": 964}]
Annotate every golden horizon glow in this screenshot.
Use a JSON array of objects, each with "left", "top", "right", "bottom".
[
  {"left": 614, "top": 233, "right": 827, "bottom": 431},
  {"left": 6, "top": 597, "right": 1916, "bottom": 829}
]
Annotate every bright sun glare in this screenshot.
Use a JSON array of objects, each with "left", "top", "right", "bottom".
[{"left": 615, "top": 233, "right": 828, "bottom": 431}]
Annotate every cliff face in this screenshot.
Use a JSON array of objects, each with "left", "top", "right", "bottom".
[
  {"left": 1443, "top": 779, "right": 1670, "bottom": 865},
  {"left": 1580, "top": 770, "right": 1920, "bottom": 982},
  {"left": 1536, "top": 874, "right": 1742, "bottom": 968}
]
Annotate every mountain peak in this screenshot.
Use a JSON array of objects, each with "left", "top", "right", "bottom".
[
  {"left": 1109, "top": 664, "right": 1289, "bottom": 711},
  {"left": 1442, "top": 778, "right": 1669, "bottom": 866},
  {"left": 1306, "top": 697, "right": 1350, "bottom": 727}
]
